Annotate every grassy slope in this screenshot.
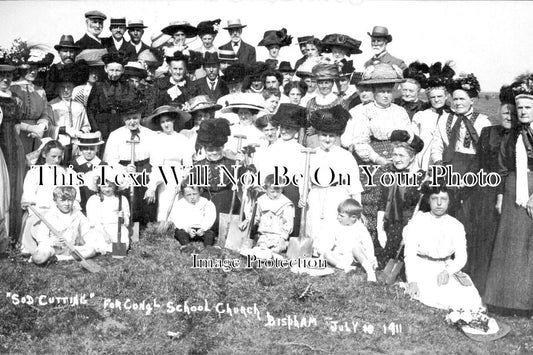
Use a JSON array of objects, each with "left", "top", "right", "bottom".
[{"left": 1, "top": 226, "right": 531, "bottom": 355}]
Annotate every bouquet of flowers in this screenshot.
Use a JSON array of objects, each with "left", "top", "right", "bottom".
[{"left": 445, "top": 308, "right": 499, "bottom": 335}]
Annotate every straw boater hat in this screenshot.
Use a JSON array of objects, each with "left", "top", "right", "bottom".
[
  {"left": 221, "top": 92, "right": 267, "bottom": 114},
  {"left": 358, "top": 63, "right": 405, "bottom": 86},
  {"left": 367, "top": 26, "right": 393, "bottom": 43},
  {"left": 309, "top": 105, "right": 350, "bottom": 135},
  {"left": 271, "top": 104, "right": 307, "bottom": 129},
  {"left": 126, "top": 19, "right": 147, "bottom": 30},
  {"left": 124, "top": 61, "right": 147, "bottom": 79},
  {"left": 196, "top": 118, "right": 231, "bottom": 148},
  {"left": 197, "top": 19, "right": 221, "bottom": 37},
  {"left": 110, "top": 18, "right": 126, "bottom": 27},
  {"left": 161, "top": 21, "right": 197, "bottom": 37},
  {"left": 257, "top": 29, "right": 293, "bottom": 47},
  {"left": 73, "top": 132, "right": 104, "bottom": 146},
  {"left": 321, "top": 33, "right": 362, "bottom": 55},
  {"left": 312, "top": 63, "right": 339, "bottom": 80},
  {"left": 223, "top": 19, "right": 247, "bottom": 30},
  {"left": 218, "top": 50, "right": 238, "bottom": 63},
  {"left": 54, "top": 35, "right": 80, "bottom": 51},
  {"left": 143, "top": 105, "right": 191, "bottom": 131},
  {"left": 187, "top": 95, "right": 222, "bottom": 113}
]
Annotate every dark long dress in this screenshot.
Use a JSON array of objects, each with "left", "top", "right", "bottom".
[
  {"left": 467, "top": 125, "right": 507, "bottom": 295},
  {"left": 0, "top": 95, "right": 26, "bottom": 245},
  {"left": 483, "top": 127, "right": 533, "bottom": 316}
]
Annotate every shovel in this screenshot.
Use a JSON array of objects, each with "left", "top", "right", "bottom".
[
  {"left": 127, "top": 135, "right": 140, "bottom": 243},
  {"left": 112, "top": 192, "right": 127, "bottom": 258},
  {"left": 217, "top": 134, "right": 246, "bottom": 247},
  {"left": 286, "top": 147, "right": 315, "bottom": 259},
  {"left": 380, "top": 243, "right": 404, "bottom": 285},
  {"left": 156, "top": 183, "right": 181, "bottom": 234},
  {"left": 28, "top": 206, "right": 103, "bottom": 273}
]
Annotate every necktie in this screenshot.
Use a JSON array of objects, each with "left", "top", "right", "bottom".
[
  {"left": 67, "top": 100, "right": 73, "bottom": 127},
  {"left": 233, "top": 42, "right": 239, "bottom": 47},
  {"left": 210, "top": 81, "right": 216, "bottom": 91},
  {"left": 130, "top": 129, "right": 140, "bottom": 140}
]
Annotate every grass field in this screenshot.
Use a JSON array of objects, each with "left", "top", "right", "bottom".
[{"left": 1, "top": 93, "right": 531, "bottom": 354}]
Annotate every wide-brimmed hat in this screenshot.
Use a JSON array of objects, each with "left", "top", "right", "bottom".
[
  {"left": 12, "top": 44, "right": 55, "bottom": 69},
  {"left": 223, "top": 19, "right": 247, "bottom": 30},
  {"left": 127, "top": 19, "right": 147, "bottom": 29},
  {"left": 75, "top": 49, "right": 107, "bottom": 67},
  {"left": 221, "top": 92, "right": 267, "bottom": 113},
  {"left": 218, "top": 49, "right": 238, "bottom": 62},
  {"left": 321, "top": 34, "right": 362, "bottom": 55},
  {"left": 161, "top": 21, "right": 197, "bottom": 37},
  {"left": 312, "top": 63, "right": 339, "bottom": 80},
  {"left": 85, "top": 10, "right": 106, "bottom": 21},
  {"left": 138, "top": 49, "right": 163, "bottom": 67},
  {"left": 196, "top": 118, "right": 231, "bottom": 148},
  {"left": 143, "top": 105, "right": 191, "bottom": 131},
  {"left": 150, "top": 32, "right": 172, "bottom": 48},
  {"left": 272, "top": 104, "right": 307, "bottom": 129},
  {"left": 223, "top": 63, "right": 248, "bottom": 84},
  {"left": 310, "top": 105, "right": 350, "bottom": 135},
  {"left": 390, "top": 130, "right": 424, "bottom": 154},
  {"left": 54, "top": 35, "right": 80, "bottom": 51},
  {"left": 0, "top": 64, "right": 16, "bottom": 73},
  {"left": 278, "top": 61, "right": 294, "bottom": 73},
  {"left": 47, "top": 62, "right": 89, "bottom": 86},
  {"left": 202, "top": 52, "right": 220, "bottom": 66},
  {"left": 297, "top": 36, "right": 314, "bottom": 45},
  {"left": 197, "top": 19, "right": 221, "bottom": 37},
  {"left": 73, "top": 132, "right": 104, "bottom": 146},
  {"left": 258, "top": 29, "right": 292, "bottom": 48},
  {"left": 101, "top": 51, "right": 127, "bottom": 66},
  {"left": 358, "top": 63, "right": 405, "bottom": 85},
  {"left": 124, "top": 61, "right": 147, "bottom": 79},
  {"left": 367, "top": 26, "right": 393, "bottom": 43},
  {"left": 187, "top": 95, "right": 222, "bottom": 113}
]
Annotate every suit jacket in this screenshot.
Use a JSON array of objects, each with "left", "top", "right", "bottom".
[
  {"left": 219, "top": 40, "right": 256, "bottom": 65},
  {"left": 191, "top": 77, "right": 229, "bottom": 102},
  {"left": 364, "top": 51, "right": 407, "bottom": 70},
  {"left": 129, "top": 41, "right": 151, "bottom": 60},
  {"left": 103, "top": 38, "right": 137, "bottom": 61},
  {"left": 75, "top": 34, "right": 105, "bottom": 51}
]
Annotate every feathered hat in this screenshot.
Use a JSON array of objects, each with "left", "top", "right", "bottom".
[
  {"left": 257, "top": 28, "right": 293, "bottom": 48},
  {"left": 0, "top": 39, "right": 54, "bottom": 69},
  {"left": 102, "top": 51, "right": 128, "bottom": 66},
  {"left": 309, "top": 105, "right": 350, "bottom": 135},
  {"left": 196, "top": 118, "right": 231, "bottom": 148},
  {"left": 197, "top": 19, "right": 221, "bottom": 37},
  {"left": 448, "top": 72, "right": 481, "bottom": 98},
  {"left": 320, "top": 33, "right": 363, "bottom": 55},
  {"left": 425, "top": 61, "right": 455, "bottom": 90},
  {"left": 403, "top": 61, "right": 429, "bottom": 87},
  {"left": 512, "top": 72, "right": 533, "bottom": 101}
]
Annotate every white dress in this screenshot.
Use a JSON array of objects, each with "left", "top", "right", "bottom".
[
  {"left": 304, "top": 146, "right": 363, "bottom": 254},
  {"left": 403, "top": 212, "right": 484, "bottom": 311},
  {"left": 411, "top": 108, "right": 442, "bottom": 171},
  {"left": 86, "top": 194, "right": 130, "bottom": 253}
]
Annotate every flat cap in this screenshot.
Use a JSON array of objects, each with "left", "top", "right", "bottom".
[{"left": 85, "top": 10, "right": 106, "bottom": 21}]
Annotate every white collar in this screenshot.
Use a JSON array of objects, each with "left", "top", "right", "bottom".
[
  {"left": 86, "top": 32, "right": 101, "bottom": 43},
  {"left": 76, "top": 155, "right": 101, "bottom": 166},
  {"left": 113, "top": 38, "right": 124, "bottom": 48},
  {"left": 0, "top": 90, "right": 12, "bottom": 98}
]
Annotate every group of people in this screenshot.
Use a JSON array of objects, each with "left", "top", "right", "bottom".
[{"left": 0, "top": 11, "right": 531, "bottom": 323}]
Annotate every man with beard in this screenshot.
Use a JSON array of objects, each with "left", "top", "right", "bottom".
[
  {"left": 75, "top": 10, "right": 107, "bottom": 50},
  {"left": 191, "top": 52, "right": 228, "bottom": 101},
  {"left": 219, "top": 19, "right": 256, "bottom": 65},
  {"left": 127, "top": 20, "right": 150, "bottom": 60},
  {"left": 104, "top": 18, "right": 136, "bottom": 60},
  {"left": 45, "top": 35, "right": 81, "bottom": 100},
  {"left": 364, "top": 26, "right": 406, "bottom": 70}
]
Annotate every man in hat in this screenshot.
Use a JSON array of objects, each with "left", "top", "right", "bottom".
[
  {"left": 75, "top": 10, "right": 107, "bottom": 50},
  {"left": 294, "top": 36, "right": 314, "bottom": 70},
  {"left": 127, "top": 20, "right": 150, "bottom": 60},
  {"left": 104, "top": 100, "right": 157, "bottom": 226},
  {"left": 103, "top": 18, "right": 136, "bottom": 60},
  {"left": 87, "top": 52, "right": 140, "bottom": 142},
  {"left": 218, "top": 49, "right": 238, "bottom": 74},
  {"left": 219, "top": 19, "right": 256, "bottom": 65},
  {"left": 364, "top": 26, "right": 406, "bottom": 70},
  {"left": 191, "top": 52, "right": 229, "bottom": 102},
  {"left": 45, "top": 35, "right": 82, "bottom": 100},
  {"left": 154, "top": 51, "right": 194, "bottom": 109}
]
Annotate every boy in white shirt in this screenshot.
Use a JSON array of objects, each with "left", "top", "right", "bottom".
[{"left": 323, "top": 199, "right": 378, "bottom": 281}]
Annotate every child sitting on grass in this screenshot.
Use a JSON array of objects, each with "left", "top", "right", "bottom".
[
  {"left": 323, "top": 199, "right": 377, "bottom": 281},
  {"left": 31, "top": 186, "right": 101, "bottom": 265},
  {"left": 241, "top": 174, "right": 294, "bottom": 254},
  {"left": 170, "top": 183, "right": 216, "bottom": 247}
]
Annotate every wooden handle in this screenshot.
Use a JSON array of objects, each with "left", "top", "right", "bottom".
[
  {"left": 117, "top": 193, "right": 123, "bottom": 244},
  {"left": 298, "top": 148, "right": 315, "bottom": 238}
]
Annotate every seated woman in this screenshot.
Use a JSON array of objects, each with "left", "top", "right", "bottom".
[{"left": 403, "top": 181, "right": 484, "bottom": 311}]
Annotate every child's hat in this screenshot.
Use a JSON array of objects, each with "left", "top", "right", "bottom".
[{"left": 73, "top": 132, "right": 104, "bottom": 146}]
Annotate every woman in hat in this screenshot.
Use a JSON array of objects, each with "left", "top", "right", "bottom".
[
  {"left": 72, "top": 49, "right": 107, "bottom": 108},
  {"left": 300, "top": 105, "right": 363, "bottom": 256},
  {"left": 0, "top": 63, "right": 25, "bottom": 246},
  {"left": 297, "top": 70, "right": 317, "bottom": 108},
  {"left": 144, "top": 105, "right": 194, "bottom": 221},
  {"left": 375, "top": 132, "right": 425, "bottom": 266},
  {"left": 298, "top": 38, "right": 329, "bottom": 72},
  {"left": 283, "top": 81, "right": 308, "bottom": 106},
  {"left": 411, "top": 61, "right": 455, "bottom": 171},
  {"left": 320, "top": 33, "right": 363, "bottom": 71},
  {"left": 304, "top": 64, "right": 346, "bottom": 148},
  {"left": 191, "top": 118, "right": 241, "bottom": 234},
  {"left": 10, "top": 45, "right": 55, "bottom": 154},
  {"left": 394, "top": 62, "right": 430, "bottom": 120},
  {"left": 123, "top": 61, "right": 156, "bottom": 116},
  {"left": 257, "top": 29, "right": 293, "bottom": 68},
  {"left": 154, "top": 51, "right": 195, "bottom": 109},
  {"left": 161, "top": 21, "right": 198, "bottom": 57},
  {"left": 194, "top": 19, "right": 221, "bottom": 54},
  {"left": 484, "top": 77, "right": 533, "bottom": 317}
]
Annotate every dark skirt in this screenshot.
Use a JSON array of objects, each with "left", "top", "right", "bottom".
[{"left": 483, "top": 172, "right": 533, "bottom": 313}]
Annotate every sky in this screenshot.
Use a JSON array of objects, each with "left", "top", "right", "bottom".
[{"left": 0, "top": 0, "right": 531, "bottom": 91}]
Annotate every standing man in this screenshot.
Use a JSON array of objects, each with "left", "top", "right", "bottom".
[
  {"left": 191, "top": 52, "right": 229, "bottom": 102},
  {"left": 75, "top": 10, "right": 107, "bottom": 50},
  {"left": 45, "top": 35, "right": 81, "bottom": 100},
  {"left": 364, "top": 26, "right": 406, "bottom": 70},
  {"left": 219, "top": 19, "right": 256, "bottom": 65},
  {"left": 104, "top": 17, "right": 136, "bottom": 60},
  {"left": 127, "top": 19, "right": 150, "bottom": 60}
]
